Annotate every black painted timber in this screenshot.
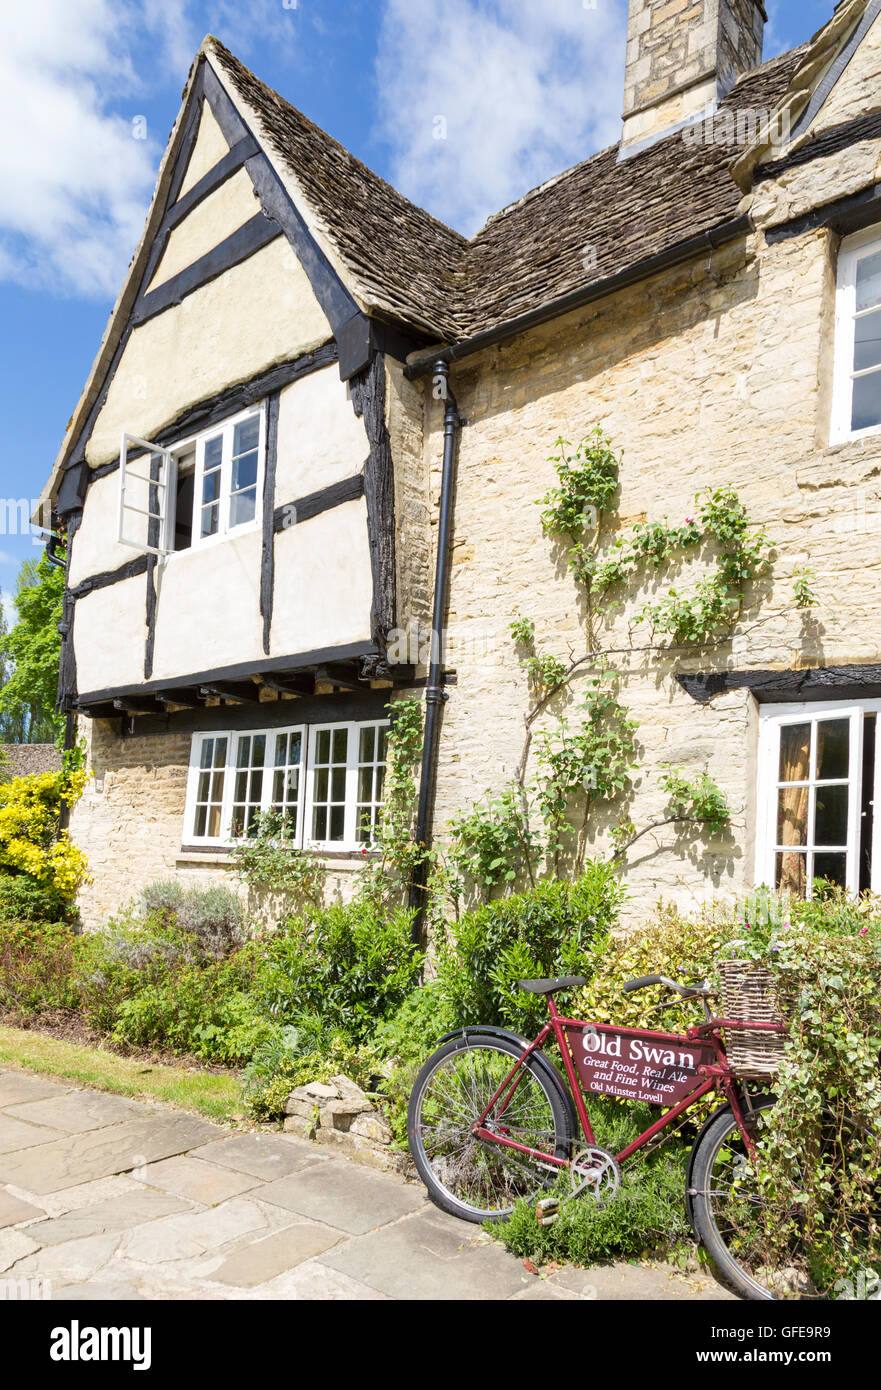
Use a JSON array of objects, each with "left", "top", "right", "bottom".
[
  {"left": 678, "top": 663, "right": 881, "bottom": 704},
  {"left": 132, "top": 213, "right": 282, "bottom": 326}
]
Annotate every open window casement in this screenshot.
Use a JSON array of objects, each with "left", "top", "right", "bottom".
[{"left": 117, "top": 434, "right": 176, "bottom": 557}]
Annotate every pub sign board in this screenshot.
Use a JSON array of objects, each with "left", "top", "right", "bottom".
[{"left": 565, "top": 1023, "right": 717, "bottom": 1107}]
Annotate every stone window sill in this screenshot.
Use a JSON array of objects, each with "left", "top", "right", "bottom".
[{"left": 175, "top": 850, "right": 379, "bottom": 872}]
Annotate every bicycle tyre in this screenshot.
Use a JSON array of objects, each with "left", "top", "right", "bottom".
[
  {"left": 690, "top": 1097, "right": 778, "bottom": 1301},
  {"left": 408, "top": 1033, "right": 572, "bottom": 1223}
]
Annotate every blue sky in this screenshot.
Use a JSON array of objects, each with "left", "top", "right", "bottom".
[{"left": 0, "top": 0, "right": 835, "bottom": 616}]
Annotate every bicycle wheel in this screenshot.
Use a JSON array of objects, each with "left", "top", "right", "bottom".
[
  {"left": 690, "top": 1097, "right": 794, "bottom": 1301},
  {"left": 408, "top": 1034, "right": 572, "bottom": 1223}
]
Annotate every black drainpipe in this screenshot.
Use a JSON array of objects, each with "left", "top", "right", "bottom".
[
  {"left": 408, "top": 360, "right": 463, "bottom": 944},
  {"left": 46, "top": 526, "right": 77, "bottom": 827}
]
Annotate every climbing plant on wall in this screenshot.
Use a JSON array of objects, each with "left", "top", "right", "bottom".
[{"left": 446, "top": 427, "right": 801, "bottom": 899}]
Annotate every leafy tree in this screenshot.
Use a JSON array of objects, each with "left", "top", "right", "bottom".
[{"left": 0, "top": 552, "right": 64, "bottom": 744}]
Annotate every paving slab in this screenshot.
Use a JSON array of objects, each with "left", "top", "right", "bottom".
[
  {"left": 547, "top": 1262, "right": 734, "bottom": 1301},
  {"left": 135, "top": 1155, "right": 259, "bottom": 1205},
  {"left": 0, "top": 1072, "right": 69, "bottom": 1108},
  {"left": 0, "top": 1114, "right": 64, "bottom": 1154},
  {"left": 25, "top": 1189, "right": 191, "bottom": 1246},
  {"left": 9, "top": 1173, "right": 145, "bottom": 1220},
  {"left": 251, "top": 1259, "right": 391, "bottom": 1301},
  {"left": 0, "top": 1228, "right": 40, "bottom": 1273},
  {"left": 318, "top": 1208, "right": 532, "bottom": 1300},
  {"left": 259, "top": 1160, "right": 425, "bottom": 1235},
  {"left": 118, "top": 1197, "right": 280, "bottom": 1265},
  {"left": 208, "top": 1225, "right": 342, "bottom": 1287},
  {"left": 5, "top": 1090, "right": 139, "bottom": 1134},
  {"left": 0, "top": 1112, "right": 222, "bottom": 1194},
  {"left": 189, "top": 1132, "right": 323, "bottom": 1183},
  {"left": 53, "top": 1282, "right": 145, "bottom": 1301},
  {"left": 9, "top": 1232, "right": 122, "bottom": 1284},
  {"left": 0, "top": 1188, "right": 45, "bottom": 1228}
]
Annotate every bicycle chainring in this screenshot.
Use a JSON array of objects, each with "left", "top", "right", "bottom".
[{"left": 569, "top": 1146, "right": 621, "bottom": 1205}]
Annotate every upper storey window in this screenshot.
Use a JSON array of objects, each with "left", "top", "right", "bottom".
[
  {"left": 832, "top": 229, "right": 881, "bottom": 442},
  {"left": 118, "top": 403, "right": 265, "bottom": 557}
]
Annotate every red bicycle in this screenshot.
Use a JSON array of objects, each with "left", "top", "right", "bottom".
[{"left": 408, "top": 972, "right": 787, "bottom": 1300}]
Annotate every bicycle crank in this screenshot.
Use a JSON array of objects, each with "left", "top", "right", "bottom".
[{"left": 569, "top": 1146, "right": 621, "bottom": 1205}]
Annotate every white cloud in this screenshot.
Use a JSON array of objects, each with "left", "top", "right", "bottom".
[
  {"left": 0, "top": 0, "right": 164, "bottom": 298},
  {"left": 374, "top": 0, "right": 627, "bottom": 235}
]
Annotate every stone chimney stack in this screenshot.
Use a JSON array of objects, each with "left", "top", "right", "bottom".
[{"left": 621, "top": 0, "right": 766, "bottom": 153}]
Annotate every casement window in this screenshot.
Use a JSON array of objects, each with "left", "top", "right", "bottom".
[
  {"left": 118, "top": 404, "right": 265, "bottom": 557},
  {"left": 832, "top": 228, "right": 881, "bottom": 442},
  {"left": 755, "top": 702, "right": 881, "bottom": 898},
  {"left": 184, "top": 718, "right": 388, "bottom": 850}
]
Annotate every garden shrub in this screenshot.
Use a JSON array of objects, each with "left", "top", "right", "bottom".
[
  {"left": 495, "top": 1100, "right": 692, "bottom": 1265},
  {"left": 140, "top": 879, "right": 247, "bottom": 959},
  {"left": 576, "top": 901, "right": 735, "bottom": 1034},
  {"left": 436, "top": 863, "right": 624, "bottom": 1034},
  {"left": 728, "top": 888, "right": 881, "bottom": 1297},
  {"left": 252, "top": 899, "right": 422, "bottom": 1041},
  {"left": 0, "top": 919, "right": 80, "bottom": 1014},
  {"left": 0, "top": 872, "right": 69, "bottom": 924},
  {"left": 0, "top": 767, "right": 89, "bottom": 900}
]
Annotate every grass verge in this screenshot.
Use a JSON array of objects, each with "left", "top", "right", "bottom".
[{"left": 0, "top": 1024, "right": 244, "bottom": 1123}]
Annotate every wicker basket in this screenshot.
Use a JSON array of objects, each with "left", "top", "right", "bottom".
[{"left": 718, "top": 959, "right": 786, "bottom": 1077}]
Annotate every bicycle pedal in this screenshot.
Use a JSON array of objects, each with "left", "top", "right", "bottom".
[{"left": 535, "top": 1198, "right": 559, "bottom": 1226}]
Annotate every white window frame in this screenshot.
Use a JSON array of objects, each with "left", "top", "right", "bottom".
[
  {"left": 755, "top": 700, "right": 881, "bottom": 898},
  {"left": 184, "top": 718, "right": 389, "bottom": 852},
  {"left": 118, "top": 435, "right": 174, "bottom": 556},
  {"left": 831, "top": 226, "right": 881, "bottom": 444},
  {"left": 303, "top": 720, "right": 389, "bottom": 852},
  {"left": 117, "top": 403, "right": 266, "bottom": 558}
]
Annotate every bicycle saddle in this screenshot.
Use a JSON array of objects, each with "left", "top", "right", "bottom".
[{"left": 517, "top": 976, "right": 588, "bottom": 995}]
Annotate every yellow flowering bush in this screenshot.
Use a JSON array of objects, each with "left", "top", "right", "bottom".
[{"left": 0, "top": 767, "right": 90, "bottom": 901}]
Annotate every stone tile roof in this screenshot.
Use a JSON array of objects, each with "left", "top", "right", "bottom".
[
  {"left": 212, "top": 39, "right": 808, "bottom": 345},
  {"left": 0, "top": 744, "right": 63, "bottom": 778}
]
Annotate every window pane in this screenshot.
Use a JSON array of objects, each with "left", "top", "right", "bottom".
[
  {"left": 229, "top": 487, "right": 256, "bottom": 528},
  {"left": 813, "top": 852, "right": 847, "bottom": 889},
  {"left": 360, "top": 726, "right": 375, "bottom": 761},
  {"left": 313, "top": 806, "right": 327, "bottom": 841},
  {"left": 200, "top": 740, "right": 215, "bottom": 770},
  {"left": 231, "top": 452, "right": 258, "bottom": 492},
  {"left": 233, "top": 416, "right": 260, "bottom": 455},
  {"left": 814, "top": 785, "right": 849, "bottom": 846},
  {"left": 856, "top": 248, "right": 881, "bottom": 311},
  {"left": 195, "top": 805, "right": 207, "bottom": 838},
  {"left": 815, "top": 719, "right": 849, "bottom": 780},
  {"left": 779, "top": 723, "right": 810, "bottom": 782},
  {"left": 201, "top": 502, "right": 219, "bottom": 538},
  {"left": 358, "top": 767, "right": 374, "bottom": 802},
  {"left": 202, "top": 469, "right": 221, "bottom": 504},
  {"left": 332, "top": 728, "right": 348, "bottom": 762},
  {"left": 316, "top": 730, "right": 330, "bottom": 763},
  {"left": 197, "top": 771, "right": 210, "bottom": 801},
  {"left": 776, "top": 850, "right": 806, "bottom": 896},
  {"left": 207, "top": 805, "right": 222, "bottom": 838},
  {"left": 315, "top": 768, "right": 328, "bottom": 802},
  {"left": 331, "top": 767, "right": 346, "bottom": 802},
  {"left": 777, "top": 786, "right": 808, "bottom": 845},
  {"left": 851, "top": 370, "right": 881, "bottom": 433},
  {"left": 329, "top": 805, "right": 345, "bottom": 841},
  {"left": 204, "top": 435, "right": 223, "bottom": 470},
  {"left": 854, "top": 307, "right": 881, "bottom": 373},
  {"left": 214, "top": 738, "right": 228, "bottom": 767}
]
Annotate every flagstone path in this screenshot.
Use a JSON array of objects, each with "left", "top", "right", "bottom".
[{"left": 0, "top": 1068, "right": 734, "bottom": 1301}]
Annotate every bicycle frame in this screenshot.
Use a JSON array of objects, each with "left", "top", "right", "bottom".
[{"left": 471, "top": 994, "right": 784, "bottom": 1170}]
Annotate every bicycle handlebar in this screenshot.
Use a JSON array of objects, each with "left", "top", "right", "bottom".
[{"left": 623, "top": 974, "right": 714, "bottom": 998}]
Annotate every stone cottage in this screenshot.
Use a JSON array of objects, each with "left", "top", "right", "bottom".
[{"left": 36, "top": 0, "right": 881, "bottom": 927}]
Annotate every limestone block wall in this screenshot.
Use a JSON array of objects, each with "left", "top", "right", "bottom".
[
  {"left": 70, "top": 717, "right": 371, "bottom": 929},
  {"left": 419, "top": 211, "right": 881, "bottom": 925}
]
